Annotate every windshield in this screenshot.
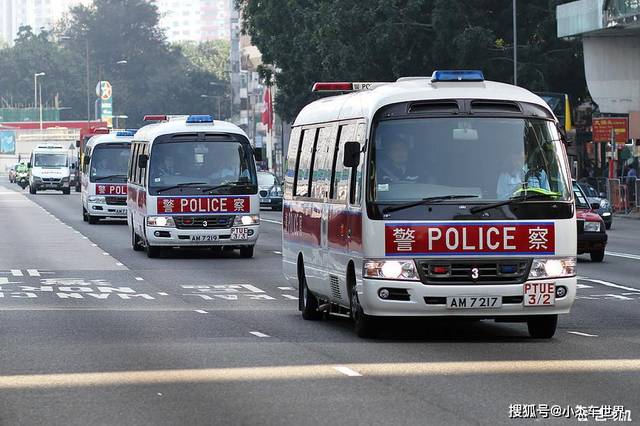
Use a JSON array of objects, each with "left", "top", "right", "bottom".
[
  {"left": 258, "top": 172, "right": 277, "bottom": 187},
  {"left": 370, "top": 117, "right": 571, "bottom": 203},
  {"left": 573, "top": 183, "right": 590, "bottom": 209},
  {"left": 90, "top": 143, "right": 131, "bottom": 183},
  {"left": 148, "top": 140, "right": 257, "bottom": 195},
  {"left": 34, "top": 153, "right": 67, "bottom": 168},
  {"left": 579, "top": 184, "right": 598, "bottom": 198}
]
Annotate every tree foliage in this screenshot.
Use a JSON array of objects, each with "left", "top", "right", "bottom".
[{"left": 238, "top": 0, "right": 586, "bottom": 121}]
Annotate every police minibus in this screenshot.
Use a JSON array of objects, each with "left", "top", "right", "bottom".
[
  {"left": 81, "top": 130, "right": 134, "bottom": 224},
  {"left": 282, "top": 70, "right": 576, "bottom": 338},
  {"left": 128, "top": 115, "right": 260, "bottom": 258}
]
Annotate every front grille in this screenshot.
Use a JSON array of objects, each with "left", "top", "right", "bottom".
[
  {"left": 106, "top": 197, "right": 126, "bottom": 206},
  {"left": 416, "top": 259, "right": 531, "bottom": 285},
  {"left": 259, "top": 190, "right": 269, "bottom": 197},
  {"left": 42, "top": 178, "right": 61, "bottom": 183},
  {"left": 174, "top": 215, "right": 234, "bottom": 229}
]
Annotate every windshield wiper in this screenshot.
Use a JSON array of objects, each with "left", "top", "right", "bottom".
[
  {"left": 94, "top": 174, "right": 127, "bottom": 181},
  {"left": 382, "top": 195, "right": 479, "bottom": 214},
  {"left": 469, "top": 189, "right": 561, "bottom": 214},
  {"left": 156, "top": 182, "right": 208, "bottom": 194},
  {"left": 200, "top": 181, "right": 255, "bottom": 193}
]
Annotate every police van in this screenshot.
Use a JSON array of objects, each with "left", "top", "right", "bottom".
[
  {"left": 81, "top": 130, "right": 134, "bottom": 224},
  {"left": 282, "top": 71, "right": 576, "bottom": 338},
  {"left": 128, "top": 115, "right": 260, "bottom": 258},
  {"left": 28, "top": 144, "right": 74, "bottom": 194}
]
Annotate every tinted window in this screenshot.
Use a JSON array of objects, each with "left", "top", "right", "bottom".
[
  {"left": 34, "top": 153, "right": 67, "bottom": 167},
  {"left": 90, "top": 143, "right": 130, "bottom": 183},
  {"left": 311, "top": 126, "right": 333, "bottom": 199},
  {"left": 285, "top": 127, "right": 302, "bottom": 199},
  {"left": 258, "top": 172, "right": 277, "bottom": 187},
  {"left": 294, "top": 128, "right": 317, "bottom": 197},
  {"left": 331, "top": 124, "right": 356, "bottom": 202}
]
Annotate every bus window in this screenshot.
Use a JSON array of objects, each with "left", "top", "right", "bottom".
[
  {"left": 331, "top": 123, "right": 356, "bottom": 202},
  {"left": 285, "top": 128, "right": 302, "bottom": 198},
  {"left": 349, "top": 122, "right": 366, "bottom": 205},
  {"left": 311, "top": 126, "right": 333, "bottom": 199},
  {"left": 295, "top": 128, "right": 317, "bottom": 198}
]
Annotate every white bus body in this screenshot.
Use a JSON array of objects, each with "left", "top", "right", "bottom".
[
  {"left": 283, "top": 71, "right": 577, "bottom": 338},
  {"left": 127, "top": 115, "right": 260, "bottom": 258},
  {"left": 81, "top": 131, "right": 133, "bottom": 224},
  {"left": 29, "top": 144, "right": 73, "bottom": 194}
]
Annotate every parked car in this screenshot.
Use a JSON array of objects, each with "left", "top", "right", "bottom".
[
  {"left": 8, "top": 164, "right": 18, "bottom": 183},
  {"left": 573, "top": 181, "right": 607, "bottom": 262},
  {"left": 257, "top": 171, "right": 283, "bottom": 211},
  {"left": 578, "top": 182, "right": 612, "bottom": 229}
]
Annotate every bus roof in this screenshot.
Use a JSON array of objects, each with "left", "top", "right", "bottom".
[
  {"left": 133, "top": 117, "right": 249, "bottom": 143},
  {"left": 293, "top": 78, "right": 556, "bottom": 127},
  {"left": 86, "top": 133, "right": 134, "bottom": 149}
]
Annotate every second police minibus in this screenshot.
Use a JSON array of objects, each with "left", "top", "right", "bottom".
[
  {"left": 128, "top": 115, "right": 260, "bottom": 258},
  {"left": 282, "top": 71, "right": 577, "bottom": 338},
  {"left": 81, "top": 130, "right": 134, "bottom": 224}
]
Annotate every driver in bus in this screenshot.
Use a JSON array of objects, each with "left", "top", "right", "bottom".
[
  {"left": 496, "top": 149, "right": 550, "bottom": 199},
  {"left": 377, "top": 134, "right": 419, "bottom": 183},
  {"left": 157, "top": 155, "right": 177, "bottom": 177}
]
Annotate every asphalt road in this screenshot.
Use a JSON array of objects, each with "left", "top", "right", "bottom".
[{"left": 0, "top": 180, "right": 639, "bottom": 425}]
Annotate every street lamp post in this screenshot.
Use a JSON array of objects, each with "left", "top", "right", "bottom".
[
  {"left": 513, "top": 0, "right": 518, "bottom": 86},
  {"left": 60, "top": 36, "right": 90, "bottom": 122},
  {"left": 34, "top": 72, "right": 45, "bottom": 130}
]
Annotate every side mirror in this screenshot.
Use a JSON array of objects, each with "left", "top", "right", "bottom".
[
  {"left": 75, "top": 140, "right": 80, "bottom": 148},
  {"left": 138, "top": 154, "right": 148, "bottom": 169},
  {"left": 590, "top": 202, "right": 601, "bottom": 210},
  {"left": 557, "top": 124, "right": 571, "bottom": 146},
  {"left": 253, "top": 147, "right": 263, "bottom": 162},
  {"left": 343, "top": 141, "right": 361, "bottom": 168},
  {"left": 27, "top": 162, "right": 32, "bottom": 168}
]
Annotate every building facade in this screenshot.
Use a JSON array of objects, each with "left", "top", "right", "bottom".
[{"left": 153, "top": 0, "right": 230, "bottom": 43}]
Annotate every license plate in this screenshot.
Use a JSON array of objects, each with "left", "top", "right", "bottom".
[
  {"left": 114, "top": 209, "right": 126, "bottom": 214},
  {"left": 446, "top": 296, "right": 502, "bottom": 309},
  {"left": 524, "top": 283, "right": 555, "bottom": 306},
  {"left": 191, "top": 235, "right": 218, "bottom": 242},
  {"left": 261, "top": 198, "right": 271, "bottom": 203},
  {"left": 231, "top": 227, "right": 249, "bottom": 240}
]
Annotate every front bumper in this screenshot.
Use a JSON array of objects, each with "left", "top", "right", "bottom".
[
  {"left": 577, "top": 232, "right": 607, "bottom": 254},
  {"left": 145, "top": 225, "right": 259, "bottom": 247},
  {"left": 358, "top": 276, "right": 576, "bottom": 317},
  {"left": 33, "top": 180, "right": 70, "bottom": 190},
  {"left": 260, "top": 196, "right": 283, "bottom": 209},
  {"left": 88, "top": 202, "right": 128, "bottom": 217}
]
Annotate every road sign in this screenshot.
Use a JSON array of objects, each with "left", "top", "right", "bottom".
[
  {"left": 96, "top": 81, "right": 113, "bottom": 126},
  {"left": 592, "top": 117, "right": 628, "bottom": 145}
]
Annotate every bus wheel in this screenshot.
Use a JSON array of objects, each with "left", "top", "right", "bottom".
[
  {"left": 240, "top": 246, "right": 254, "bottom": 258},
  {"left": 29, "top": 185, "right": 36, "bottom": 195},
  {"left": 82, "top": 206, "right": 88, "bottom": 222},
  {"left": 146, "top": 245, "right": 161, "bottom": 258},
  {"left": 349, "top": 282, "right": 379, "bottom": 338},
  {"left": 131, "top": 228, "right": 143, "bottom": 252},
  {"left": 300, "top": 266, "right": 322, "bottom": 321},
  {"left": 88, "top": 214, "right": 99, "bottom": 225},
  {"left": 527, "top": 314, "right": 557, "bottom": 339},
  {"left": 62, "top": 188, "right": 70, "bottom": 195}
]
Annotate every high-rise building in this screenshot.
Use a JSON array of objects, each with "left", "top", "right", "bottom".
[
  {"left": 0, "top": 0, "right": 90, "bottom": 45},
  {"left": 153, "top": 0, "right": 230, "bottom": 43}
]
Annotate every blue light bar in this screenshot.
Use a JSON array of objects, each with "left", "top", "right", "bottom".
[
  {"left": 431, "top": 70, "right": 485, "bottom": 82},
  {"left": 186, "top": 114, "right": 214, "bottom": 123},
  {"left": 116, "top": 130, "right": 136, "bottom": 137}
]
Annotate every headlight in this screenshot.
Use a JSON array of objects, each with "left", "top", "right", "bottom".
[
  {"left": 147, "top": 216, "right": 175, "bottom": 227},
  {"left": 584, "top": 221, "right": 601, "bottom": 232},
  {"left": 233, "top": 215, "right": 260, "bottom": 226},
  {"left": 62, "top": 176, "right": 70, "bottom": 182},
  {"left": 363, "top": 259, "right": 420, "bottom": 281},
  {"left": 88, "top": 195, "right": 106, "bottom": 203},
  {"left": 599, "top": 199, "right": 610, "bottom": 209},
  {"left": 528, "top": 257, "right": 576, "bottom": 280}
]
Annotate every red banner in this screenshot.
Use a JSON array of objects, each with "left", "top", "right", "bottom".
[
  {"left": 157, "top": 196, "right": 250, "bottom": 214},
  {"left": 96, "top": 184, "right": 127, "bottom": 195},
  {"left": 592, "top": 117, "right": 628, "bottom": 145},
  {"left": 385, "top": 222, "right": 555, "bottom": 256}
]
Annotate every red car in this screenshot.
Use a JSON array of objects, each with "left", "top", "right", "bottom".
[{"left": 573, "top": 181, "right": 607, "bottom": 262}]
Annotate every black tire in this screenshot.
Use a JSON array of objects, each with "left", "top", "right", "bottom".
[
  {"left": 62, "top": 188, "right": 70, "bottom": 195},
  {"left": 527, "top": 314, "right": 558, "bottom": 339},
  {"left": 88, "top": 214, "right": 99, "bottom": 225},
  {"left": 240, "top": 246, "right": 254, "bottom": 258},
  {"left": 146, "top": 245, "right": 161, "bottom": 258},
  {"left": 29, "top": 185, "right": 36, "bottom": 194},
  {"left": 299, "top": 265, "right": 323, "bottom": 320},
  {"left": 82, "top": 206, "right": 88, "bottom": 222},
  {"left": 131, "top": 228, "right": 143, "bottom": 252},
  {"left": 605, "top": 222, "right": 612, "bottom": 230},
  {"left": 590, "top": 249, "right": 605, "bottom": 262},
  {"left": 75, "top": 183, "right": 81, "bottom": 192},
  {"left": 349, "top": 281, "right": 379, "bottom": 338}
]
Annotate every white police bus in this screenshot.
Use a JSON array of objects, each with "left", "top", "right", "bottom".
[
  {"left": 128, "top": 115, "right": 260, "bottom": 258},
  {"left": 282, "top": 71, "right": 576, "bottom": 338}
]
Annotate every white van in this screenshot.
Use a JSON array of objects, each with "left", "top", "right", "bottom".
[
  {"left": 128, "top": 115, "right": 260, "bottom": 258},
  {"left": 81, "top": 131, "right": 134, "bottom": 224},
  {"left": 29, "top": 144, "right": 73, "bottom": 194}
]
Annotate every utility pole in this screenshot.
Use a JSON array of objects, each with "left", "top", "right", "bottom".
[{"left": 513, "top": 0, "right": 518, "bottom": 85}]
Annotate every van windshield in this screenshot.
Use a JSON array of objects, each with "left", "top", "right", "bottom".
[
  {"left": 370, "top": 117, "right": 571, "bottom": 204},
  {"left": 148, "top": 140, "right": 257, "bottom": 195},
  {"left": 34, "top": 153, "right": 67, "bottom": 168},
  {"left": 90, "top": 143, "right": 130, "bottom": 183}
]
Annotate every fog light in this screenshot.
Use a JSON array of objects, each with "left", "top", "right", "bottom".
[
  {"left": 154, "top": 231, "right": 161, "bottom": 237},
  {"left": 378, "top": 288, "right": 390, "bottom": 299},
  {"left": 556, "top": 285, "right": 567, "bottom": 298}
]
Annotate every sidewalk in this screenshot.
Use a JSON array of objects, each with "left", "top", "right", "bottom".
[{"left": 614, "top": 211, "right": 640, "bottom": 219}]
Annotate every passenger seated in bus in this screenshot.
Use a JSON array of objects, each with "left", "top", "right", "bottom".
[
  {"left": 377, "top": 135, "right": 419, "bottom": 183},
  {"left": 156, "top": 155, "right": 177, "bottom": 178},
  {"left": 496, "top": 149, "right": 549, "bottom": 199}
]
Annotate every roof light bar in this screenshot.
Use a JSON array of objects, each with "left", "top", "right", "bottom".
[
  {"left": 431, "top": 70, "right": 484, "bottom": 82},
  {"left": 143, "top": 115, "right": 168, "bottom": 121},
  {"left": 93, "top": 127, "right": 110, "bottom": 134},
  {"left": 186, "top": 114, "right": 214, "bottom": 123},
  {"left": 116, "top": 130, "right": 136, "bottom": 137},
  {"left": 312, "top": 82, "right": 389, "bottom": 92}
]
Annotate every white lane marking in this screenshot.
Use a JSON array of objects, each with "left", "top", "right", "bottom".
[
  {"left": 282, "top": 294, "right": 299, "bottom": 300},
  {"left": 157, "top": 292, "right": 169, "bottom": 296},
  {"left": 622, "top": 292, "right": 640, "bottom": 296},
  {"left": 10, "top": 270, "right": 23, "bottom": 277},
  {"left": 249, "top": 331, "right": 270, "bottom": 338},
  {"left": 567, "top": 331, "right": 599, "bottom": 338},
  {"left": 579, "top": 278, "right": 640, "bottom": 293},
  {"left": 273, "top": 251, "right": 282, "bottom": 255},
  {"left": 278, "top": 286, "right": 295, "bottom": 291},
  {"left": 576, "top": 283, "right": 593, "bottom": 289},
  {"left": 333, "top": 366, "right": 362, "bottom": 377},
  {"left": 27, "top": 269, "right": 40, "bottom": 277},
  {"left": 135, "top": 277, "right": 144, "bottom": 281},
  {"left": 592, "top": 294, "right": 634, "bottom": 300},
  {"left": 116, "top": 262, "right": 123, "bottom": 266},
  {"left": 194, "top": 310, "right": 208, "bottom": 314},
  {"left": 91, "top": 244, "right": 98, "bottom": 247},
  {"left": 606, "top": 251, "right": 640, "bottom": 261},
  {"left": 102, "top": 252, "right": 110, "bottom": 256},
  {"left": 262, "top": 219, "right": 282, "bottom": 225}
]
